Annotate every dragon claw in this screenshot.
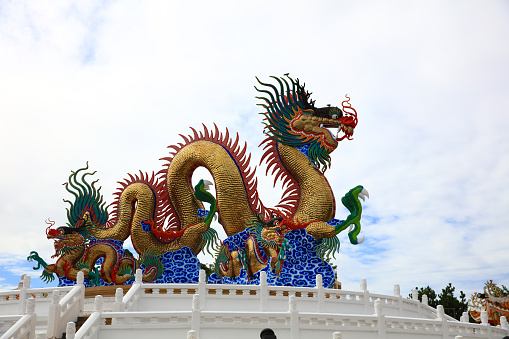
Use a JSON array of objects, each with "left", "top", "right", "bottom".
[
  {"left": 357, "top": 235, "right": 365, "bottom": 244},
  {"left": 203, "top": 180, "right": 214, "bottom": 191},
  {"left": 358, "top": 188, "right": 369, "bottom": 201}
]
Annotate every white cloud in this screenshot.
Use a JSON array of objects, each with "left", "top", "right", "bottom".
[{"left": 0, "top": 0, "right": 508, "bottom": 298}]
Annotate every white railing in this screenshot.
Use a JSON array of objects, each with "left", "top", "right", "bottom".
[
  {"left": 3, "top": 270, "right": 508, "bottom": 339},
  {"left": 65, "top": 272, "right": 509, "bottom": 339},
  {"left": 119, "top": 271, "right": 143, "bottom": 312},
  {"left": 0, "top": 316, "right": 22, "bottom": 337},
  {"left": 46, "top": 272, "right": 85, "bottom": 339},
  {"left": 0, "top": 299, "right": 36, "bottom": 339},
  {"left": 0, "top": 291, "right": 23, "bottom": 317},
  {"left": 68, "top": 294, "right": 509, "bottom": 339},
  {"left": 71, "top": 296, "right": 104, "bottom": 339},
  {"left": 0, "top": 315, "right": 34, "bottom": 339},
  {"left": 113, "top": 270, "right": 455, "bottom": 321},
  {"left": 0, "top": 276, "right": 72, "bottom": 317}
]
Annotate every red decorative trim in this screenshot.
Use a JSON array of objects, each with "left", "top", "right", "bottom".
[{"left": 259, "top": 137, "right": 300, "bottom": 217}]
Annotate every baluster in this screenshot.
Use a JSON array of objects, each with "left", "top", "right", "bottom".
[
  {"left": 76, "top": 271, "right": 84, "bottom": 285},
  {"left": 26, "top": 298, "right": 35, "bottom": 314},
  {"left": 360, "top": 279, "right": 367, "bottom": 292},
  {"left": 288, "top": 295, "right": 296, "bottom": 311},
  {"left": 481, "top": 310, "right": 488, "bottom": 325},
  {"left": 500, "top": 316, "right": 508, "bottom": 329},
  {"left": 192, "top": 294, "right": 200, "bottom": 311},
  {"left": 66, "top": 322, "right": 76, "bottom": 339},
  {"left": 394, "top": 284, "right": 400, "bottom": 296},
  {"left": 374, "top": 299, "right": 382, "bottom": 316},
  {"left": 135, "top": 269, "right": 142, "bottom": 284},
  {"left": 436, "top": 305, "right": 444, "bottom": 320},
  {"left": 94, "top": 295, "right": 104, "bottom": 312},
  {"left": 411, "top": 289, "right": 418, "bottom": 301}
]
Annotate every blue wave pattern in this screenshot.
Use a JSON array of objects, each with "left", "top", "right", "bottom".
[
  {"left": 150, "top": 247, "right": 200, "bottom": 284},
  {"left": 57, "top": 228, "right": 335, "bottom": 287},
  {"left": 140, "top": 220, "right": 151, "bottom": 232},
  {"left": 58, "top": 238, "right": 201, "bottom": 286},
  {"left": 207, "top": 229, "right": 335, "bottom": 287},
  {"left": 297, "top": 144, "right": 310, "bottom": 157},
  {"left": 278, "top": 229, "right": 334, "bottom": 287},
  {"left": 222, "top": 230, "right": 250, "bottom": 251},
  {"left": 327, "top": 219, "right": 343, "bottom": 226},
  {"left": 197, "top": 208, "right": 209, "bottom": 218}
]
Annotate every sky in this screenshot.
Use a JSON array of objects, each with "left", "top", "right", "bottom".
[{"left": 0, "top": 0, "right": 508, "bottom": 301}]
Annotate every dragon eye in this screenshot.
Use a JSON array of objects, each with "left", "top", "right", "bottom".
[
  {"left": 274, "top": 221, "right": 279, "bottom": 226},
  {"left": 331, "top": 114, "right": 338, "bottom": 119}
]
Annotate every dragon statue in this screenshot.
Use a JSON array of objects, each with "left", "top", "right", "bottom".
[
  {"left": 28, "top": 75, "right": 368, "bottom": 288},
  {"left": 469, "top": 280, "right": 509, "bottom": 325}
]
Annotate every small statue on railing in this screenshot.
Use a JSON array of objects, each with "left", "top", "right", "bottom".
[{"left": 469, "top": 280, "right": 509, "bottom": 326}]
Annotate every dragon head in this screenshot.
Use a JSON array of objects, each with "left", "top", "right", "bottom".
[
  {"left": 45, "top": 219, "right": 87, "bottom": 258},
  {"left": 256, "top": 75, "right": 358, "bottom": 171},
  {"left": 247, "top": 213, "right": 293, "bottom": 249},
  {"left": 45, "top": 163, "right": 106, "bottom": 258}
]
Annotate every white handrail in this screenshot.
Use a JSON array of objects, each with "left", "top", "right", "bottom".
[
  {"left": 46, "top": 272, "right": 85, "bottom": 339},
  {"left": 59, "top": 285, "right": 81, "bottom": 315},
  {"left": 26, "top": 286, "right": 73, "bottom": 294},
  {"left": 74, "top": 312, "right": 101, "bottom": 339},
  {"left": 122, "top": 284, "right": 141, "bottom": 311},
  {"left": 0, "top": 315, "right": 22, "bottom": 334},
  {"left": 122, "top": 284, "right": 141, "bottom": 304},
  {"left": 0, "top": 314, "right": 32, "bottom": 339}
]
